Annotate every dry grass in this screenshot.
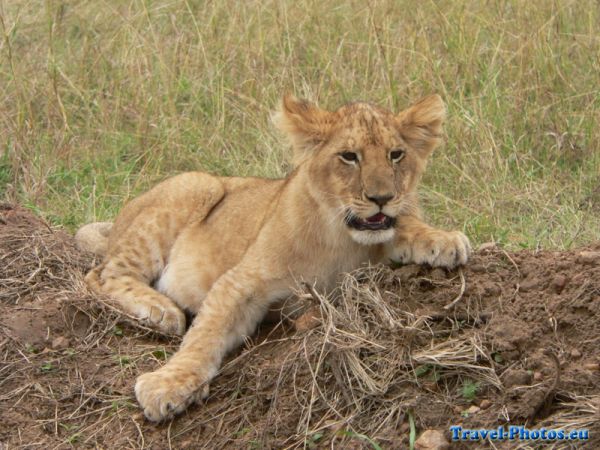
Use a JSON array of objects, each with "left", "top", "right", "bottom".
[
  {"left": 0, "top": 0, "right": 599, "bottom": 247},
  {"left": 1, "top": 205, "right": 599, "bottom": 448},
  {"left": 1, "top": 1, "right": 600, "bottom": 448},
  {"left": 271, "top": 267, "right": 504, "bottom": 445},
  {"left": 0, "top": 204, "right": 87, "bottom": 303}
]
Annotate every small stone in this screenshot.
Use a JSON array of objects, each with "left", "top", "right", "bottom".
[
  {"left": 294, "top": 307, "right": 321, "bottom": 332},
  {"left": 571, "top": 349, "right": 582, "bottom": 359},
  {"left": 503, "top": 369, "right": 532, "bottom": 388},
  {"left": 583, "top": 363, "right": 599, "bottom": 371},
  {"left": 479, "top": 399, "right": 492, "bottom": 410},
  {"left": 551, "top": 275, "right": 568, "bottom": 294},
  {"left": 51, "top": 336, "right": 70, "bottom": 350},
  {"left": 415, "top": 429, "right": 449, "bottom": 450},
  {"left": 577, "top": 251, "right": 600, "bottom": 265},
  {"left": 470, "top": 264, "right": 486, "bottom": 273},
  {"left": 478, "top": 242, "right": 497, "bottom": 252},
  {"left": 533, "top": 371, "right": 543, "bottom": 381},
  {"left": 463, "top": 405, "right": 480, "bottom": 415},
  {"left": 131, "top": 412, "right": 145, "bottom": 422}
]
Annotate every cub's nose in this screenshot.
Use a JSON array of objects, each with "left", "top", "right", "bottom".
[{"left": 366, "top": 194, "right": 394, "bottom": 207}]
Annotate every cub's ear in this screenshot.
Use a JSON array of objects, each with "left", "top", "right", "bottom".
[
  {"left": 396, "top": 94, "right": 446, "bottom": 156},
  {"left": 272, "top": 94, "right": 336, "bottom": 165}
]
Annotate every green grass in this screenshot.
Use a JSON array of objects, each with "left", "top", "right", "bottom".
[{"left": 1, "top": 0, "right": 599, "bottom": 248}]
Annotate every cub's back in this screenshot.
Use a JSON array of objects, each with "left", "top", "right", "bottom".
[{"left": 184, "top": 175, "right": 287, "bottom": 265}]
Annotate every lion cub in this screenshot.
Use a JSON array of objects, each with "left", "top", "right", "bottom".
[{"left": 76, "top": 94, "right": 471, "bottom": 421}]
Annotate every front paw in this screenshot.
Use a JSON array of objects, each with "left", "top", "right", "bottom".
[
  {"left": 394, "top": 230, "right": 471, "bottom": 269},
  {"left": 415, "top": 230, "right": 471, "bottom": 268},
  {"left": 135, "top": 367, "right": 210, "bottom": 422}
]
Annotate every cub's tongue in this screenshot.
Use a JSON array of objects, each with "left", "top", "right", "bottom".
[{"left": 366, "top": 213, "right": 387, "bottom": 223}]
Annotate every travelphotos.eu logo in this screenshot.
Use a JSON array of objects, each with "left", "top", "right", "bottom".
[{"left": 450, "top": 425, "right": 589, "bottom": 442}]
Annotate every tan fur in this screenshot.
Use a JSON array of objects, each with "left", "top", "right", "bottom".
[
  {"left": 77, "top": 94, "right": 471, "bottom": 421},
  {"left": 75, "top": 222, "right": 112, "bottom": 257}
]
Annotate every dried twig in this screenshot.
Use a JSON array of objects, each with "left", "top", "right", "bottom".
[{"left": 443, "top": 269, "right": 466, "bottom": 310}]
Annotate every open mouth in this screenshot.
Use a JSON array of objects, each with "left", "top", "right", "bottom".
[{"left": 345, "top": 212, "right": 396, "bottom": 231}]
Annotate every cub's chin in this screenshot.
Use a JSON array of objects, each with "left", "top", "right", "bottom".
[
  {"left": 348, "top": 228, "right": 395, "bottom": 245},
  {"left": 345, "top": 212, "right": 396, "bottom": 245}
]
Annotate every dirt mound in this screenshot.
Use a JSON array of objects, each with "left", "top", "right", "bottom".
[{"left": 1, "top": 203, "right": 598, "bottom": 449}]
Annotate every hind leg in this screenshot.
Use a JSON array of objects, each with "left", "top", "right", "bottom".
[
  {"left": 86, "top": 265, "right": 187, "bottom": 335},
  {"left": 91, "top": 214, "right": 189, "bottom": 335},
  {"left": 85, "top": 172, "right": 226, "bottom": 335}
]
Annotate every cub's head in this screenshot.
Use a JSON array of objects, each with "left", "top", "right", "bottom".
[{"left": 273, "top": 94, "right": 446, "bottom": 245}]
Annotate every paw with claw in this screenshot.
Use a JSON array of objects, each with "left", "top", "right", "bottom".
[
  {"left": 392, "top": 230, "right": 471, "bottom": 269},
  {"left": 135, "top": 366, "right": 211, "bottom": 421}
]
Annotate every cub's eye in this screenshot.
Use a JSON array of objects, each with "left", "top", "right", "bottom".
[
  {"left": 390, "top": 149, "right": 405, "bottom": 163},
  {"left": 339, "top": 151, "right": 359, "bottom": 163}
]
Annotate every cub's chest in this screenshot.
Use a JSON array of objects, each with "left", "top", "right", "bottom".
[{"left": 291, "top": 244, "right": 374, "bottom": 291}]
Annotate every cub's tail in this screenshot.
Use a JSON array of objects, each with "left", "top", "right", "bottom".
[{"left": 75, "top": 222, "right": 113, "bottom": 258}]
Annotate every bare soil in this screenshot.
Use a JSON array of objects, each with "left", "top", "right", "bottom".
[{"left": 0, "top": 204, "right": 598, "bottom": 449}]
